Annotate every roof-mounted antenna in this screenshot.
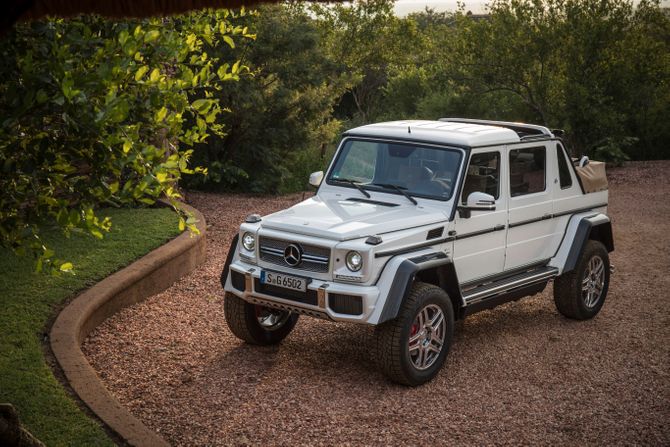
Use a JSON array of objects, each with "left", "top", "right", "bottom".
[{"left": 408, "top": 125, "right": 411, "bottom": 134}]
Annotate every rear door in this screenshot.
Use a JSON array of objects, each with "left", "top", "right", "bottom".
[{"left": 505, "top": 143, "right": 556, "bottom": 270}]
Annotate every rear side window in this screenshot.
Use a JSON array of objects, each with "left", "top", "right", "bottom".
[
  {"left": 556, "top": 144, "right": 573, "bottom": 189},
  {"left": 509, "top": 147, "right": 546, "bottom": 197}
]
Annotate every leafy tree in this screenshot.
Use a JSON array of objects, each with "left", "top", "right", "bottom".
[
  {"left": 401, "top": 0, "right": 670, "bottom": 159},
  {"left": 185, "top": 4, "right": 349, "bottom": 193},
  {"left": 0, "top": 11, "right": 253, "bottom": 272},
  {"left": 311, "top": 0, "right": 420, "bottom": 124}
]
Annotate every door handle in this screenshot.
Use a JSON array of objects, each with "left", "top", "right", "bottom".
[{"left": 493, "top": 224, "right": 506, "bottom": 231}]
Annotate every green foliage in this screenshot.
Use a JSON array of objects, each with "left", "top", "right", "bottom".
[
  {"left": 310, "top": 0, "right": 420, "bottom": 124},
  {"left": 3, "top": 0, "right": 667, "bottom": 211},
  {"left": 183, "top": 0, "right": 667, "bottom": 197},
  {"left": 591, "top": 137, "right": 636, "bottom": 166},
  {"left": 0, "top": 207, "right": 179, "bottom": 446},
  {"left": 402, "top": 0, "right": 670, "bottom": 159},
  {"left": 184, "top": 4, "right": 349, "bottom": 193},
  {"left": 0, "top": 10, "right": 253, "bottom": 271}
]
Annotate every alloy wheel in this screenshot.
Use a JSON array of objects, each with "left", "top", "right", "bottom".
[
  {"left": 582, "top": 255, "right": 605, "bottom": 308},
  {"left": 408, "top": 304, "right": 446, "bottom": 370}
]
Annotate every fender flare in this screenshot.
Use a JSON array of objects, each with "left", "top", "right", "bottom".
[
  {"left": 377, "top": 251, "right": 463, "bottom": 324},
  {"left": 220, "top": 234, "right": 239, "bottom": 289},
  {"left": 563, "top": 217, "right": 614, "bottom": 273}
]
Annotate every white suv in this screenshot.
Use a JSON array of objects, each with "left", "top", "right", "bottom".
[{"left": 221, "top": 118, "right": 614, "bottom": 386}]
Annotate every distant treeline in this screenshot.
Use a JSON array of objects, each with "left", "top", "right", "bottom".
[{"left": 184, "top": 0, "right": 670, "bottom": 194}]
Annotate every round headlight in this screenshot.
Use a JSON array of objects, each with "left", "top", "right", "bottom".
[
  {"left": 242, "top": 232, "right": 255, "bottom": 251},
  {"left": 345, "top": 250, "right": 363, "bottom": 272}
]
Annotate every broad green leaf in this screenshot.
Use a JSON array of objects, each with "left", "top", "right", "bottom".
[
  {"left": 155, "top": 106, "right": 168, "bottom": 122},
  {"left": 192, "top": 99, "right": 213, "bottom": 114},
  {"left": 144, "top": 30, "right": 160, "bottom": 43},
  {"left": 135, "top": 65, "right": 149, "bottom": 81}
]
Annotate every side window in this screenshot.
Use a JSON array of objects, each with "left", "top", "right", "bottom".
[
  {"left": 462, "top": 152, "right": 500, "bottom": 203},
  {"left": 556, "top": 144, "right": 573, "bottom": 189},
  {"left": 509, "top": 147, "right": 546, "bottom": 197}
]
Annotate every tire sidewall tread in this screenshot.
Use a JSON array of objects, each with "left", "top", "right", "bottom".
[
  {"left": 374, "top": 282, "right": 454, "bottom": 386},
  {"left": 224, "top": 293, "right": 299, "bottom": 345},
  {"left": 554, "top": 240, "right": 610, "bottom": 320}
]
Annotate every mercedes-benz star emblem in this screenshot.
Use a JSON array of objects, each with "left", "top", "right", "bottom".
[{"left": 283, "top": 243, "right": 303, "bottom": 267}]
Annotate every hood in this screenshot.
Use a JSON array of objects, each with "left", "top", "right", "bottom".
[{"left": 260, "top": 196, "right": 449, "bottom": 241}]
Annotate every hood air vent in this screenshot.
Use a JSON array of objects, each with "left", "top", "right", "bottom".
[{"left": 426, "top": 227, "right": 444, "bottom": 240}]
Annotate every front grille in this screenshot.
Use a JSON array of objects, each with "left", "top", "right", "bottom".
[
  {"left": 259, "top": 236, "right": 330, "bottom": 273},
  {"left": 254, "top": 278, "right": 318, "bottom": 306},
  {"left": 329, "top": 293, "right": 363, "bottom": 315}
]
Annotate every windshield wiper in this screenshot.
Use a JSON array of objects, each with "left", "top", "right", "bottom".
[
  {"left": 332, "top": 178, "right": 371, "bottom": 198},
  {"left": 370, "top": 183, "right": 418, "bottom": 205}
]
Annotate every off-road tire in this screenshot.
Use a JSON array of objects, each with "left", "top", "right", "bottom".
[
  {"left": 374, "top": 282, "right": 454, "bottom": 386},
  {"left": 224, "top": 293, "right": 299, "bottom": 345},
  {"left": 554, "top": 240, "right": 610, "bottom": 320}
]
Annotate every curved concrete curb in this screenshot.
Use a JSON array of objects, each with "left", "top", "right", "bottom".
[{"left": 50, "top": 202, "right": 206, "bottom": 447}]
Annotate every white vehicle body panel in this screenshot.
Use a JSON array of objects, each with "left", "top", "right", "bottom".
[
  {"left": 453, "top": 146, "right": 509, "bottom": 283},
  {"left": 260, "top": 194, "right": 450, "bottom": 241},
  {"left": 223, "top": 119, "right": 612, "bottom": 326}
]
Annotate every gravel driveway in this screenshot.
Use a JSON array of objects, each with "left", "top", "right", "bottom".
[{"left": 83, "top": 161, "right": 669, "bottom": 446}]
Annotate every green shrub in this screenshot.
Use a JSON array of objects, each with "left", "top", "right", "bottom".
[{"left": 0, "top": 11, "right": 253, "bottom": 271}]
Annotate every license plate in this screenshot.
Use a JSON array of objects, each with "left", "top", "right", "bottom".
[{"left": 260, "top": 271, "right": 307, "bottom": 292}]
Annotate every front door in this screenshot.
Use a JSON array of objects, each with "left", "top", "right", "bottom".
[{"left": 453, "top": 149, "right": 507, "bottom": 284}]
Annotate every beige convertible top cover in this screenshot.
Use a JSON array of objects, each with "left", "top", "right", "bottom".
[{"left": 576, "top": 161, "right": 608, "bottom": 193}]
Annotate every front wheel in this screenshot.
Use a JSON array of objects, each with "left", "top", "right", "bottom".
[
  {"left": 374, "top": 282, "right": 454, "bottom": 386},
  {"left": 554, "top": 240, "right": 610, "bottom": 320},
  {"left": 224, "top": 293, "right": 299, "bottom": 345}
]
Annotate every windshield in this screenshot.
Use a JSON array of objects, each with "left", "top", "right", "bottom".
[{"left": 327, "top": 139, "right": 463, "bottom": 201}]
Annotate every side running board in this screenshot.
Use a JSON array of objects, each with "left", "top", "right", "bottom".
[{"left": 462, "top": 266, "right": 559, "bottom": 315}]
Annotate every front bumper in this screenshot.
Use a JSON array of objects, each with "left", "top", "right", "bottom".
[{"left": 224, "top": 259, "right": 381, "bottom": 324}]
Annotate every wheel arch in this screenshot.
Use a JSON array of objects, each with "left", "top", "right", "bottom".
[
  {"left": 563, "top": 217, "right": 614, "bottom": 274},
  {"left": 588, "top": 221, "right": 614, "bottom": 253},
  {"left": 376, "top": 252, "right": 464, "bottom": 324},
  {"left": 220, "top": 233, "right": 240, "bottom": 289}
]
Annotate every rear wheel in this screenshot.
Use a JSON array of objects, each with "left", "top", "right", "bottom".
[
  {"left": 554, "top": 240, "right": 610, "bottom": 320},
  {"left": 374, "top": 282, "right": 454, "bottom": 386},
  {"left": 224, "top": 293, "right": 298, "bottom": 345}
]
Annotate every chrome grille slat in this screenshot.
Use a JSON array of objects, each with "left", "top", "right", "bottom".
[{"left": 259, "top": 236, "right": 330, "bottom": 273}]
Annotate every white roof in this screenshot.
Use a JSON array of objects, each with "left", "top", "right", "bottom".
[{"left": 344, "top": 120, "right": 525, "bottom": 147}]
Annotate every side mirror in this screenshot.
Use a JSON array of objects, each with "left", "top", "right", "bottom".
[
  {"left": 309, "top": 171, "right": 324, "bottom": 188},
  {"left": 458, "top": 192, "right": 496, "bottom": 218}
]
